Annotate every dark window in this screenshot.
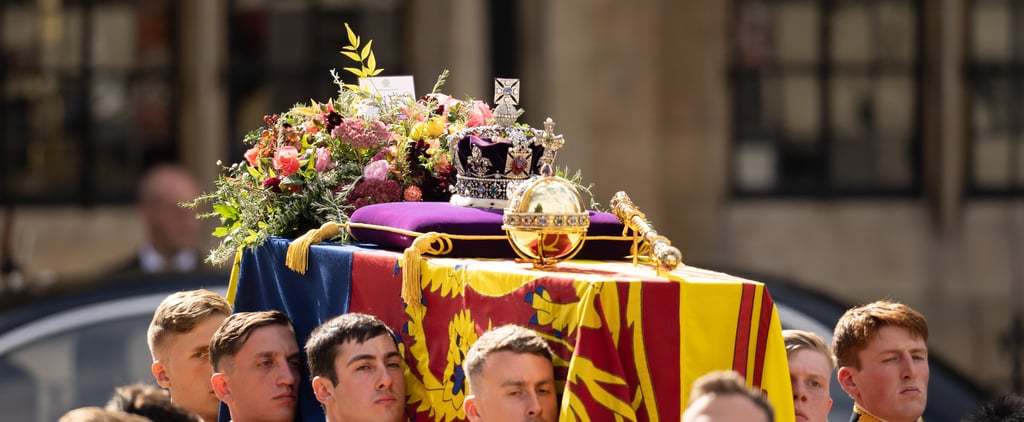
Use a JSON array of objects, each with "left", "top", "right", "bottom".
[
  {"left": 967, "top": 0, "right": 1024, "bottom": 194},
  {"left": 0, "top": 0, "right": 178, "bottom": 205},
  {"left": 730, "top": 0, "right": 921, "bottom": 196},
  {"left": 227, "top": 1, "right": 408, "bottom": 162}
]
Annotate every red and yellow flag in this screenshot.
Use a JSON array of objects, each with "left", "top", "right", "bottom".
[{"left": 347, "top": 251, "right": 793, "bottom": 422}]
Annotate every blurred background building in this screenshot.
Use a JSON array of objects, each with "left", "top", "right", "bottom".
[{"left": 1, "top": 0, "right": 1021, "bottom": 395}]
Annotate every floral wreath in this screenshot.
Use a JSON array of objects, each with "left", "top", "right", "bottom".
[{"left": 191, "top": 24, "right": 496, "bottom": 265}]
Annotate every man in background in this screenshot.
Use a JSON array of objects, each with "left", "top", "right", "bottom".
[
  {"left": 148, "top": 288, "right": 231, "bottom": 422},
  {"left": 118, "top": 163, "right": 205, "bottom": 274}
]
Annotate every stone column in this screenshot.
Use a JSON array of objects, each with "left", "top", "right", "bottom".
[{"left": 179, "top": 0, "right": 229, "bottom": 192}]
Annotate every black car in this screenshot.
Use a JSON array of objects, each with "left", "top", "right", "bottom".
[{"left": 0, "top": 273, "right": 228, "bottom": 422}]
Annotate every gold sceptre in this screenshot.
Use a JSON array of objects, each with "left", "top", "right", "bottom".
[{"left": 610, "top": 191, "right": 682, "bottom": 273}]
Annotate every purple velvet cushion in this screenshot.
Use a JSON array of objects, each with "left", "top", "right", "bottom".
[{"left": 348, "top": 201, "right": 632, "bottom": 259}]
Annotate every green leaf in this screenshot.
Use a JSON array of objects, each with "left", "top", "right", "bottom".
[
  {"left": 340, "top": 51, "right": 361, "bottom": 62},
  {"left": 246, "top": 164, "right": 262, "bottom": 179},
  {"left": 343, "top": 67, "right": 366, "bottom": 78},
  {"left": 283, "top": 175, "right": 305, "bottom": 186},
  {"left": 213, "top": 203, "right": 239, "bottom": 219},
  {"left": 361, "top": 40, "right": 373, "bottom": 60},
  {"left": 345, "top": 23, "right": 359, "bottom": 49},
  {"left": 212, "top": 226, "right": 230, "bottom": 237}
]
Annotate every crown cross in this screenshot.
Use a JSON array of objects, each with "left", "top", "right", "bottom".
[
  {"left": 494, "top": 78, "right": 520, "bottom": 105},
  {"left": 535, "top": 118, "right": 564, "bottom": 163},
  {"left": 505, "top": 141, "right": 533, "bottom": 179},
  {"left": 493, "top": 78, "right": 520, "bottom": 127}
]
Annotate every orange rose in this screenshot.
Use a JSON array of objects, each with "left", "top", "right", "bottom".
[{"left": 272, "top": 146, "right": 301, "bottom": 176}]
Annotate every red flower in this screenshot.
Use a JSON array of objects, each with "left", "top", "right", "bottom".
[
  {"left": 350, "top": 179, "right": 402, "bottom": 210},
  {"left": 263, "top": 177, "right": 282, "bottom": 193}
]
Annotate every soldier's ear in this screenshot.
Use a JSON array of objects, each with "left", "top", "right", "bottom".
[
  {"left": 312, "top": 376, "right": 336, "bottom": 404},
  {"left": 464, "top": 394, "right": 483, "bottom": 422},
  {"left": 151, "top": 361, "right": 171, "bottom": 388},
  {"left": 211, "top": 373, "right": 233, "bottom": 404},
  {"left": 837, "top": 366, "right": 862, "bottom": 402}
]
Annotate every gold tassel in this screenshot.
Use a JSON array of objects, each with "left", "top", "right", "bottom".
[
  {"left": 401, "top": 232, "right": 452, "bottom": 308},
  {"left": 285, "top": 222, "right": 341, "bottom": 274},
  {"left": 225, "top": 247, "right": 244, "bottom": 306}
]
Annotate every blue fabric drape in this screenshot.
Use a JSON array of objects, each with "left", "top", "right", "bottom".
[{"left": 220, "top": 237, "right": 355, "bottom": 422}]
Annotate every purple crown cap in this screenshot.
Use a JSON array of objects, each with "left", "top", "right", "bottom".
[{"left": 447, "top": 119, "right": 564, "bottom": 209}]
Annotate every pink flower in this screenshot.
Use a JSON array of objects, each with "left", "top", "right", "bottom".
[
  {"left": 432, "top": 94, "right": 462, "bottom": 117},
  {"left": 403, "top": 185, "right": 423, "bottom": 202},
  {"left": 363, "top": 159, "right": 389, "bottom": 181},
  {"left": 314, "top": 147, "right": 334, "bottom": 172},
  {"left": 466, "top": 100, "right": 493, "bottom": 127},
  {"left": 401, "top": 104, "right": 427, "bottom": 122},
  {"left": 435, "top": 153, "right": 451, "bottom": 172},
  {"left": 244, "top": 147, "right": 261, "bottom": 167},
  {"left": 302, "top": 119, "right": 320, "bottom": 135},
  {"left": 332, "top": 118, "right": 392, "bottom": 150},
  {"left": 272, "top": 146, "right": 301, "bottom": 176}
]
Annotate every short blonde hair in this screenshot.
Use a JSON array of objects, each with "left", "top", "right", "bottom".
[
  {"left": 147, "top": 289, "right": 231, "bottom": 359},
  {"left": 783, "top": 329, "right": 836, "bottom": 371}
]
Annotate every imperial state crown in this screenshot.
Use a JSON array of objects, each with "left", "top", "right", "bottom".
[{"left": 447, "top": 78, "right": 565, "bottom": 209}]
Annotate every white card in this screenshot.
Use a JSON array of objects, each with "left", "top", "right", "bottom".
[{"left": 359, "top": 76, "right": 416, "bottom": 109}]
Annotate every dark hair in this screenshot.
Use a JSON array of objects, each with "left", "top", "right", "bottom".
[
  {"left": 463, "top": 325, "right": 553, "bottom": 390},
  {"left": 304, "top": 312, "right": 399, "bottom": 383},
  {"left": 147, "top": 289, "right": 231, "bottom": 359},
  {"left": 105, "top": 383, "right": 202, "bottom": 422},
  {"left": 686, "top": 370, "right": 774, "bottom": 422},
  {"left": 832, "top": 299, "right": 928, "bottom": 369},
  {"left": 210, "top": 310, "right": 294, "bottom": 371},
  {"left": 963, "top": 394, "right": 1024, "bottom": 422}
]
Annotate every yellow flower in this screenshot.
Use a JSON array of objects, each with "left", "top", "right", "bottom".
[
  {"left": 409, "top": 122, "right": 426, "bottom": 140},
  {"left": 426, "top": 116, "right": 446, "bottom": 138}
]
